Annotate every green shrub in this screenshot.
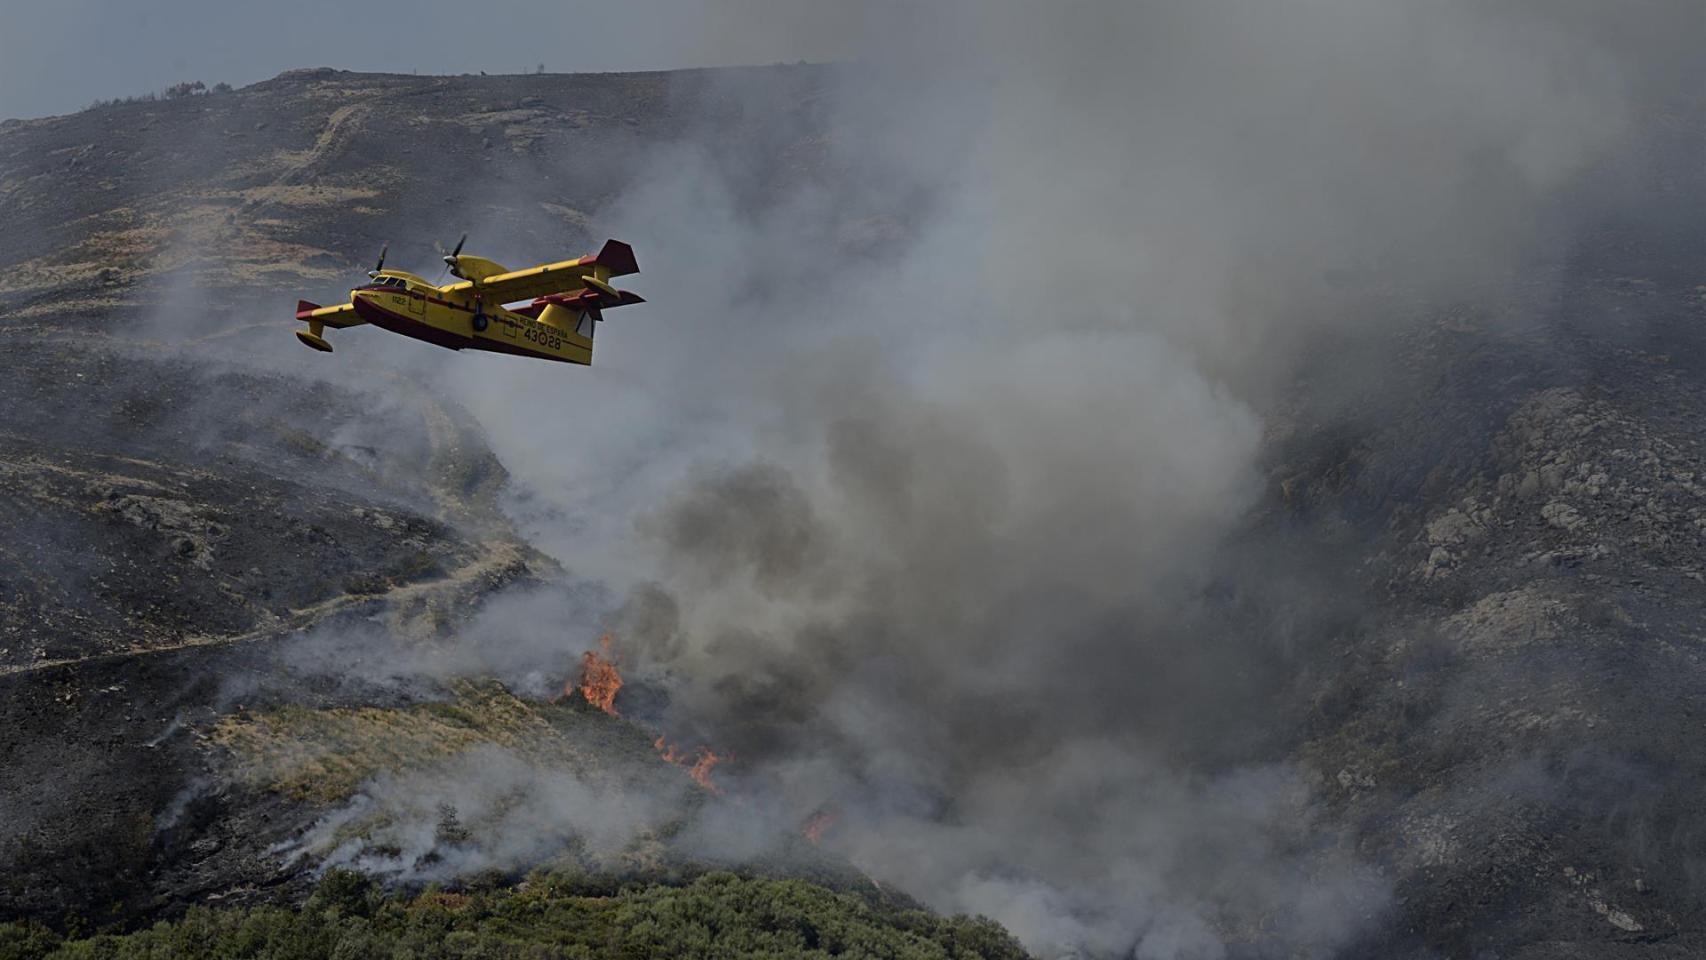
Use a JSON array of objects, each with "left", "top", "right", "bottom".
[
  {"left": 308, "top": 869, "right": 379, "bottom": 919},
  {"left": 0, "top": 920, "right": 63, "bottom": 960},
  {"left": 12, "top": 871, "right": 1031, "bottom": 960}
]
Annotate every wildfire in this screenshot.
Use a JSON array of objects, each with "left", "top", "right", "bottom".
[
  {"left": 573, "top": 634, "right": 623, "bottom": 717},
  {"left": 563, "top": 634, "right": 727, "bottom": 793},
  {"left": 655, "top": 735, "right": 725, "bottom": 793},
  {"left": 803, "top": 810, "right": 838, "bottom": 845}
]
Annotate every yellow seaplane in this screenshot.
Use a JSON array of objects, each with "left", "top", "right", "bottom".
[{"left": 294, "top": 236, "right": 643, "bottom": 364}]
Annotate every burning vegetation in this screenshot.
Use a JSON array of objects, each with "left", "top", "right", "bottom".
[
  {"left": 569, "top": 634, "right": 726, "bottom": 793},
  {"left": 573, "top": 635, "right": 623, "bottom": 717},
  {"left": 654, "top": 736, "right": 725, "bottom": 793},
  {"left": 803, "top": 810, "right": 838, "bottom": 845}
]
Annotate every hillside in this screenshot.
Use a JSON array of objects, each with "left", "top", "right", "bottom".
[
  {"left": 0, "top": 66, "right": 863, "bottom": 928},
  {"left": 4, "top": 64, "right": 1706, "bottom": 959}
]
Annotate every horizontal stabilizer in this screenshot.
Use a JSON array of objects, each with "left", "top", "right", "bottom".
[{"left": 537, "top": 287, "right": 646, "bottom": 312}]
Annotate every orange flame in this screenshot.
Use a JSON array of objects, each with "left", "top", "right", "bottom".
[
  {"left": 654, "top": 734, "right": 725, "bottom": 793},
  {"left": 688, "top": 749, "right": 723, "bottom": 791},
  {"left": 574, "top": 634, "right": 622, "bottom": 717},
  {"left": 803, "top": 810, "right": 838, "bottom": 845},
  {"left": 565, "top": 635, "right": 726, "bottom": 793}
]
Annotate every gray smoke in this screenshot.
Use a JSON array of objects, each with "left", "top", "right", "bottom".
[
  {"left": 287, "top": 744, "right": 688, "bottom": 882},
  {"left": 399, "top": 2, "right": 1701, "bottom": 955}
]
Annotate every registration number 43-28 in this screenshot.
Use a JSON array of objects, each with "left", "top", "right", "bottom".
[{"left": 523, "top": 323, "right": 562, "bottom": 351}]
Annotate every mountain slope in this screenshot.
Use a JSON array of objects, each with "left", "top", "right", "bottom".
[{"left": 4, "top": 65, "right": 1706, "bottom": 958}]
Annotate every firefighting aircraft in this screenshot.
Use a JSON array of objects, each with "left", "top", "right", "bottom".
[{"left": 293, "top": 236, "right": 643, "bottom": 365}]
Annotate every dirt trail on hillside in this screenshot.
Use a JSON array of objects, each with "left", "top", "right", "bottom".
[{"left": 0, "top": 538, "right": 527, "bottom": 680}]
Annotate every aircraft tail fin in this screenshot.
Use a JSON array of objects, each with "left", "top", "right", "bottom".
[{"left": 590, "top": 239, "right": 639, "bottom": 278}]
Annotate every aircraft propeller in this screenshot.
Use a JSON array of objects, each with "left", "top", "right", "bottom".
[
  {"left": 438, "top": 233, "right": 467, "bottom": 282},
  {"left": 366, "top": 242, "right": 389, "bottom": 278}
]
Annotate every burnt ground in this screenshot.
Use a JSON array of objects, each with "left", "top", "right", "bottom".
[
  {"left": 1256, "top": 225, "right": 1706, "bottom": 954},
  {"left": 3, "top": 66, "right": 1706, "bottom": 957},
  {"left": 0, "top": 326, "right": 539, "bottom": 925},
  {"left": 0, "top": 64, "right": 873, "bottom": 934}
]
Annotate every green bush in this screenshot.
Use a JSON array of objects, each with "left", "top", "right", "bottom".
[
  {"left": 0, "top": 872, "right": 1031, "bottom": 960},
  {"left": 308, "top": 869, "right": 379, "bottom": 919},
  {"left": 0, "top": 919, "right": 62, "bottom": 960}
]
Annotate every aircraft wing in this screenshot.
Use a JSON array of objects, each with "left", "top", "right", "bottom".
[
  {"left": 446, "top": 240, "right": 639, "bottom": 306},
  {"left": 295, "top": 300, "right": 365, "bottom": 329}
]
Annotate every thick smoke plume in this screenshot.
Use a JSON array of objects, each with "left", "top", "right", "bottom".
[{"left": 394, "top": 2, "right": 1702, "bottom": 956}]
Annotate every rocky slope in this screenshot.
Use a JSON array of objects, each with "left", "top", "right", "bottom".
[
  {"left": 0, "top": 66, "right": 841, "bottom": 929},
  {"left": 3, "top": 65, "right": 1706, "bottom": 958},
  {"left": 1263, "top": 222, "right": 1706, "bottom": 954}
]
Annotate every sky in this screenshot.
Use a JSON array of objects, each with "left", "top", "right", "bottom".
[{"left": 0, "top": 0, "right": 870, "bottom": 122}]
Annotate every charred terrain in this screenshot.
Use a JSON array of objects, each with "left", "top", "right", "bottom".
[
  {"left": 3, "top": 64, "right": 1706, "bottom": 959},
  {"left": 0, "top": 65, "right": 881, "bottom": 936}
]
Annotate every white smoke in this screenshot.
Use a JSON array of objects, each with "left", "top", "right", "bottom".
[
  {"left": 289, "top": 745, "right": 687, "bottom": 881},
  {"left": 356, "top": 2, "right": 1695, "bottom": 954}
]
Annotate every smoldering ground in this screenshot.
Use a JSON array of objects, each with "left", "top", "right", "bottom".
[
  {"left": 285, "top": 744, "right": 689, "bottom": 882},
  {"left": 43, "top": 0, "right": 1701, "bottom": 954},
  {"left": 388, "top": 2, "right": 1706, "bottom": 957}
]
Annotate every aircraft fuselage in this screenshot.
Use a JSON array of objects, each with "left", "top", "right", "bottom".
[{"left": 351, "top": 273, "right": 595, "bottom": 365}]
